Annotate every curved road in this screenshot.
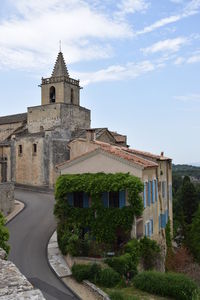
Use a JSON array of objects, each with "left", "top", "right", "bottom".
[{"left": 7, "top": 189, "right": 78, "bottom": 300}]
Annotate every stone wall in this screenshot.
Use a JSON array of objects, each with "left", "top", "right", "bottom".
[
  {"left": 0, "top": 248, "right": 45, "bottom": 299},
  {"left": 0, "top": 182, "right": 14, "bottom": 216},
  {"left": 0, "top": 122, "right": 24, "bottom": 142}
]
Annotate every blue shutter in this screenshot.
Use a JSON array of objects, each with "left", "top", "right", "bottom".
[
  {"left": 119, "top": 190, "right": 126, "bottom": 208},
  {"left": 159, "top": 215, "right": 161, "bottom": 229},
  {"left": 161, "top": 214, "right": 166, "bottom": 228},
  {"left": 148, "top": 181, "right": 151, "bottom": 206},
  {"left": 165, "top": 209, "right": 169, "bottom": 224},
  {"left": 67, "top": 193, "right": 74, "bottom": 206},
  {"left": 83, "top": 193, "right": 89, "bottom": 208},
  {"left": 152, "top": 180, "right": 155, "bottom": 203},
  {"left": 143, "top": 183, "right": 146, "bottom": 208},
  {"left": 145, "top": 224, "right": 148, "bottom": 237},
  {"left": 102, "top": 192, "right": 109, "bottom": 208},
  {"left": 155, "top": 179, "right": 158, "bottom": 202},
  {"left": 151, "top": 219, "right": 153, "bottom": 235}
]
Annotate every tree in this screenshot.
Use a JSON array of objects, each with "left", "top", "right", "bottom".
[
  {"left": 188, "top": 205, "right": 200, "bottom": 262},
  {"left": 0, "top": 212, "right": 10, "bottom": 256}
]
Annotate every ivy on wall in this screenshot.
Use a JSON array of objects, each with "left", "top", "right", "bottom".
[{"left": 54, "top": 173, "right": 144, "bottom": 255}]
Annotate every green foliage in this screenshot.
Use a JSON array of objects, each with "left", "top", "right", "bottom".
[
  {"left": 165, "top": 219, "right": 172, "bottom": 249},
  {"left": 188, "top": 205, "right": 200, "bottom": 263},
  {"left": 109, "top": 291, "right": 124, "bottom": 300},
  {"left": 98, "top": 268, "right": 121, "bottom": 287},
  {"left": 54, "top": 173, "right": 143, "bottom": 255},
  {"left": 0, "top": 212, "right": 10, "bottom": 256},
  {"left": 105, "top": 253, "right": 137, "bottom": 278},
  {"left": 139, "top": 237, "right": 160, "bottom": 270},
  {"left": 133, "top": 271, "right": 199, "bottom": 300},
  {"left": 71, "top": 264, "right": 92, "bottom": 282},
  {"left": 71, "top": 263, "right": 120, "bottom": 287}
]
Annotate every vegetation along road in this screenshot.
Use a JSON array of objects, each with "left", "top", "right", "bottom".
[{"left": 7, "top": 189, "right": 78, "bottom": 300}]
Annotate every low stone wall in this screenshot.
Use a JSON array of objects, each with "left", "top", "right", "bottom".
[
  {"left": 65, "top": 254, "right": 106, "bottom": 269},
  {"left": 0, "top": 247, "right": 45, "bottom": 299},
  {"left": 83, "top": 281, "right": 110, "bottom": 300},
  {"left": 0, "top": 182, "right": 14, "bottom": 216}
]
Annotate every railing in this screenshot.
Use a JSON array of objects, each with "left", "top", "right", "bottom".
[{"left": 41, "top": 76, "right": 79, "bottom": 86}]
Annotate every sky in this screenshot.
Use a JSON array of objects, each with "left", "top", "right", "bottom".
[{"left": 0, "top": 0, "right": 200, "bottom": 164}]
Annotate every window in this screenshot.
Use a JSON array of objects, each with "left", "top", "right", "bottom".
[
  {"left": 18, "top": 145, "right": 22, "bottom": 156},
  {"left": 109, "top": 191, "right": 119, "bottom": 208},
  {"left": 49, "top": 86, "right": 56, "bottom": 103},
  {"left": 145, "top": 219, "right": 153, "bottom": 237},
  {"left": 33, "top": 143, "right": 37, "bottom": 155},
  {"left": 71, "top": 88, "right": 74, "bottom": 104},
  {"left": 74, "top": 192, "right": 83, "bottom": 208},
  {"left": 162, "top": 181, "right": 166, "bottom": 198}
]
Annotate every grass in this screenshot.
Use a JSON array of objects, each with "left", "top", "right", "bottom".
[{"left": 103, "top": 287, "right": 173, "bottom": 300}]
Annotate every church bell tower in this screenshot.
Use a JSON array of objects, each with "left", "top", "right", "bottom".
[{"left": 41, "top": 52, "right": 81, "bottom": 106}]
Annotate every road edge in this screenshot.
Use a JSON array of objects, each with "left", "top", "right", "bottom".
[
  {"left": 46, "top": 230, "right": 82, "bottom": 300},
  {"left": 6, "top": 199, "right": 26, "bottom": 225}
]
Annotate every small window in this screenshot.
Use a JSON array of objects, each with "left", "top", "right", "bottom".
[
  {"left": 33, "top": 143, "right": 37, "bottom": 155},
  {"left": 71, "top": 88, "right": 74, "bottom": 104},
  {"left": 74, "top": 192, "right": 83, "bottom": 208},
  {"left": 18, "top": 145, "right": 22, "bottom": 156},
  {"left": 109, "top": 191, "right": 119, "bottom": 208},
  {"left": 50, "top": 86, "right": 56, "bottom": 103}
]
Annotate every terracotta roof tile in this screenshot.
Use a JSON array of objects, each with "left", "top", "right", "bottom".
[
  {"left": 0, "top": 113, "right": 27, "bottom": 125},
  {"left": 121, "top": 147, "right": 171, "bottom": 161}
]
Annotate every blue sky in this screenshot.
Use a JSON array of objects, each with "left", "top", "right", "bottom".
[{"left": 0, "top": 0, "right": 200, "bottom": 164}]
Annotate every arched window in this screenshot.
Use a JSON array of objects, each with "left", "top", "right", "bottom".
[
  {"left": 50, "top": 86, "right": 56, "bottom": 103},
  {"left": 71, "top": 88, "right": 74, "bottom": 104}
]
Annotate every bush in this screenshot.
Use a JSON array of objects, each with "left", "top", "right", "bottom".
[
  {"left": 98, "top": 268, "right": 120, "bottom": 287},
  {"left": 105, "top": 253, "right": 137, "bottom": 278},
  {"left": 133, "top": 271, "right": 199, "bottom": 300},
  {"left": 109, "top": 291, "right": 124, "bottom": 300},
  {"left": 139, "top": 237, "right": 160, "bottom": 270},
  {"left": 0, "top": 212, "right": 10, "bottom": 256},
  {"left": 72, "top": 264, "right": 92, "bottom": 282},
  {"left": 72, "top": 263, "right": 101, "bottom": 283}
]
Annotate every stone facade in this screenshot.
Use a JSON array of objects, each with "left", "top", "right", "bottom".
[
  {"left": 0, "top": 248, "right": 45, "bottom": 299},
  {"left": 0, "top": 182, "right": 14, "bottom": 216}
]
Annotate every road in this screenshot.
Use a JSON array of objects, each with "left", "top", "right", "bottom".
[{"left": 7, "top": 189, "right": 78, "bottom": 300}]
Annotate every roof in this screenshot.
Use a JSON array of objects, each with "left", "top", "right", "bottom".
[
  {"left": 0, "top": 113, "right": 27, "bottom": 125},
  {"left": 58, "top": 140, "right": 158, "bottom": 169},
  {"left": 71, "top": 128, "right": 127, "bottom": 145},
  {"left": 122, "top": 148, "right": 171, "bottom": 161},
  {"left": 51, "top": 52, "right": 69, "bottom": 77}
]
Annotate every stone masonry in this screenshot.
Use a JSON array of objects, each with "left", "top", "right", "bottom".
[{"left": 0, "top": 182, "right": 14, "bottom": 216}]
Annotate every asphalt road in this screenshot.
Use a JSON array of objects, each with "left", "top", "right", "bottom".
[{"left": 7, "top": 189, "right": 78, "bottom": 300}]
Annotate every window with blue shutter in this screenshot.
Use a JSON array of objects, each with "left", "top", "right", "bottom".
[
  {"left": 155, "top": 179, "right": 158, "bottom": 202},
  {"left": 143, "top": 183, "right": 146, "bottom": 208},
  {"left": 119, "top": 190, "right": 126, "bottom": 208},
  {"left": 151, "top": 219, "right": 153, "bottom": 235},
  {"left": 161, "top": 214, "right": 166, "bottom": 228},
  {"left": 145, "top": 224, "right": 148, "bottom": 237},
  {"left": 152, "top": 180, "right": 155, "bottom": 203},
  {"left": 162, "top": 181, "right": 166, "bottom": 198},
  {"left": 67, "top": 193, "right": 74, "bottom": 206},
  {"left": 165, "top": 209, "right": 168, "bottom": 224},
  {"left": 83, "top": 193, "right": 89, "bottom": 208},
  {"left": 148, "top": 181, "right": 151, "bottom": 206},
  {"left": 102, "top": 192, "right": 109, "bottom": 208}
]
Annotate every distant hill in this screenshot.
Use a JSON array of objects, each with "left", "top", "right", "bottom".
[{"left": 173, "top": 164, "right": 200, "bottom": 179}]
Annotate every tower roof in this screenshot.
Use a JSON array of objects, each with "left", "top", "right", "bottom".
[{"left": 51, "top": 52, "right": 69, "bottom": 77}]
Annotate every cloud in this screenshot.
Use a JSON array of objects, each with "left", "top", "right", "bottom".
[
  {"left": 116, "top": 0, "right": 149, "bottom": 19},
  {"left": 187, "top": 53, "right": 200, "bottom": 64},
  {"left": 136, "top": 0, "right": 200, "bottom": 36},
  {"left": 174, "top": 94, "right": 200, "bottom": 102},
  {"left": 0, "top": 0, "right": 133, "bottom": 69},
  {"left": 74, "top": 60, "right": 156, "bottom": 85},
  {"left": 142, "top": 37, "right": 188, "bottom": 54}
]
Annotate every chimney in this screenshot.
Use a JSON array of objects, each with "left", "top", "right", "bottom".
[
  {"left": 86, "top": 129, "right": 96, "bottom": 142},
  {"left": 161, "top": 151, "right": 164, "bottom": 157}
]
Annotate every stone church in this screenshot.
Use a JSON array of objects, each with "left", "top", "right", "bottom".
[{"left": 0, "top": 52, "right": 127, "bottom": 188}]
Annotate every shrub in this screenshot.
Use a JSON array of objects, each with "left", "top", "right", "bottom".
[
  {"left": 98, "top": 268, "right": 120, "bottom": 287},
  {"left": 71, "top": 264, "right": 92, "bottom": 282},
  {"left": 139, "top": 237, "right": 160, "bottom": 270},
  {"left": 109, "top": 291, "right": 124, "bottom": 300},
  {"left": 0, "top": 212, "right": 10, "bottom": 256},
  {"left": 124, "top": 238, "right": 140, "bottom": 258},
  {"left": 105, "top": 253, "right": 137, "bottom": 278},
  {"left": 133, "top": 271, "right": 199, "bottom": 300}
]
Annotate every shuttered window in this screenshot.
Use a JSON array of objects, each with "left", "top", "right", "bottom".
[{"left": 143, "top": 183, "right": 147, "bottom": 208}]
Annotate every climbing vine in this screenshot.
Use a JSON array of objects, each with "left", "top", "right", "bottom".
[{"left": 54, "top": 173, "right": 144, "bottom": 256}]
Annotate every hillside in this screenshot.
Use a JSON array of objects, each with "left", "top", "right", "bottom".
[{"left": 173, "top": 164, "right": 200, "bottom": 179}]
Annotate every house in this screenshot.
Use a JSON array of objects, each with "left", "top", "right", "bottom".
[{"left": 57, "top": 131, "right": 172, "bottom": 242}]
